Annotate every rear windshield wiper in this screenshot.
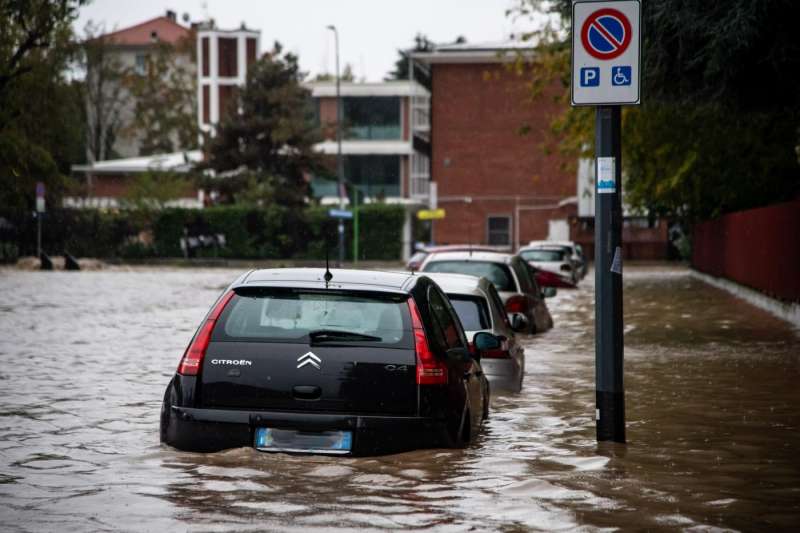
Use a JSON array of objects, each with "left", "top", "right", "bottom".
[{"left": 308, "top": 329, "right": 382, "bottom": 344}]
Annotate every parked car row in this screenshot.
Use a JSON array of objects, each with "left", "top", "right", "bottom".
[{"left": 161, "top": 242, "right": 585, "bottom": 457}]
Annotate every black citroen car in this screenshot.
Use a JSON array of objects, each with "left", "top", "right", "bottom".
[{"left": 160, "top": 268, "right": 499, "bottom": 455}]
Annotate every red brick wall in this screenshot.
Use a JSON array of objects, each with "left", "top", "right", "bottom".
[
  {"left": 318, "top": 97, "right": 338, "bottom": 141},
  {"left": 692, "top": 199, "right": 800, "bottom": 302},
  {"left": 430, "top": 63, "right": 573, "bottom": 245}
]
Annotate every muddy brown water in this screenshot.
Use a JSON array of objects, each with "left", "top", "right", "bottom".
[{"left": 0, "top": 267, "right": 798, "bottom": 532}]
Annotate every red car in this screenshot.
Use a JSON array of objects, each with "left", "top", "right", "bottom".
[{"left": 528, "top": 264, "right": 576, "bottom": 289}]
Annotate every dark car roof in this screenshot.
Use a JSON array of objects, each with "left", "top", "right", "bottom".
[{"left": 235, "top": 268, "right": 420, "bottom": 294}]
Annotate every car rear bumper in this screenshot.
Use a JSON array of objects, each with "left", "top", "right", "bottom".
[{"left": 161, "top": 404, "right": 449, "bottom": 455}]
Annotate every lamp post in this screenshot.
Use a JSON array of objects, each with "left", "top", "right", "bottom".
[{"left": 327, "top": 24, "right": 345, "bottom": 266}]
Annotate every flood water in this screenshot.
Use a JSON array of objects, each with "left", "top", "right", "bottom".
[{"left": 0, "top": 266, "right": 798, "bottom": 531}]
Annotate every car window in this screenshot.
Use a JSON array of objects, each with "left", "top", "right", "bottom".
[
  {"left": 486, "top": 284, "right": 511, "bottom": 328},
  {"left": 428, "top": 286, "right": 465, "bottom": 349},
  {"left": 511, "top": 259, "right": 533, "bottom": 293},
  {"left": 423, "top": 260, "right": 515, "bottom": 292},
  {"left": 448, "top": 295, "right": 490, "bottom": 331},
  {"left": 215, "top": 290, "right": 411, "bottom": 347},
  {"left": 520, "top": 249, "right": 566, "bottom": 262}
]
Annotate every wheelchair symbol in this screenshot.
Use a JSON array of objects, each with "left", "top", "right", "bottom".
[{"left": 612, "top": 66, "right": 632, "bottom": 86}]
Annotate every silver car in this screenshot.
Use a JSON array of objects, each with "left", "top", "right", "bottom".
[
  {"left": 420, "top": 251, "right": 554, "bottom": 334},
  {"left": 425, "top": 273, "right": 526, "bottom": 392}
]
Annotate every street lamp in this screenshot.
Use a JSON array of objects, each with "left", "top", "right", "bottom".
[{"left": 327, "top": 24, "right": 345, "bottom": 266}]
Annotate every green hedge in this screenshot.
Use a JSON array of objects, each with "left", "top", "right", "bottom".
[{"left": 0, "top": 204, "right": 405, "bottom": 261}]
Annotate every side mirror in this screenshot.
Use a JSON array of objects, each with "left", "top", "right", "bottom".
[
  {"left": 508, "top": 312, "right": 529, "bottom": 332},
  {"left": 473, "top": 331, "right": 501, "bottom": 351},
  {"left": 542, "top": 287, "right": 557, "bottom": 298}
]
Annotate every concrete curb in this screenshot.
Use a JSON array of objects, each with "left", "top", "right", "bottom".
[{"left": 690, "top": 269, "right": 800, "bottom": 328}]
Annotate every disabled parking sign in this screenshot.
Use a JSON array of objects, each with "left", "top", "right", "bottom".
[{"left": 571, "top": 1, "right": 641, "bottom": 106}]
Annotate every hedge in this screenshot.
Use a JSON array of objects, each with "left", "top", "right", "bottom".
[{"left": 0, "top": 204, "right": 406, "bottom": 262}]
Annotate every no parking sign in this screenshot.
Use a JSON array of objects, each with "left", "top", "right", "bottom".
[{"left": 571, "top": 0, "right": 641, "bottom": 106}]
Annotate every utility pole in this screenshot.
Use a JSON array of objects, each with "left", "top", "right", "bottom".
[
  {"left": 571, "top": 0, "right": 641, "bottom": 443},
  {"left": 327, "top": 25, "right": 345, "bottom": 266},
  {"left": 594, "top": 106, "right": 625, "bottom": 442}
]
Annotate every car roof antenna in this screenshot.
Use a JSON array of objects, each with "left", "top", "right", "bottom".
[{"left": 324, "top": 239, "right": 333, "bottom": 288}]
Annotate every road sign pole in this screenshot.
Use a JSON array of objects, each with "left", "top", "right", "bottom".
[
  {"left": 352, "top": 188, "right": 359, "bottom": 265},
  {"left": 37, "top": 213, "right": 42, "bottom": 259},
  {"left": 594, "top": 105, "right": 625, "bottom": 443}
]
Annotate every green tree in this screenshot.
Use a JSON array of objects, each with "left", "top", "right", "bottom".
[
  {"left": 124, "top": 38, "right": 198, "bottom": 155},
  {"left": 385, "top": 33, "right": 433, "bottom": 80},
  {"left": 204, "top": 42, "right": 323, "bottom": 207},
  {"left": 0, "top": 0, "right": 86, "bottom": 210},
  {"left": 509, "top": 0, "right": 800, "bottom": 224}
]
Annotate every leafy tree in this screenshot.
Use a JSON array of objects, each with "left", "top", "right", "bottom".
[
  {"left": 313, "top": 62, "right": 355, "bottom": 82},
  {"left": 386, "top": 33, "right": 433, "bottom": 80},
  {"left": 79, "top": 21, "right": 128, "bottom": 163},
  {"left": 0, "top": 0, "right": 85, "bottom": 210},
  {"left": 124, "top": 38, "right": 198, "bottom": 155},
  {"left": 509, "top": 0, "right": 800, "bottom": 224},
  {"left": 204, "top": 42, "right": 323, "bottom": 207}
]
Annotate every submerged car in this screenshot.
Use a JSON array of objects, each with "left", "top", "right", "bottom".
[
  {"left": 424, "top": 273, "right": 526, "bottom": 392},
  {"left": 519, "top": 245, "right": 578, "bottom": 285},
  {"left": 419, "top": 251, "right": 554, "bottom": 334},
  {"left": 160, "top": 268, "right": 496, "bottom": 455},
  {"left": 527, "top": 240, "right": 587, "bottom": 280}
]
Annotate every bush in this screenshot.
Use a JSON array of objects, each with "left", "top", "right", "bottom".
[{"left": 0, "top": 204, "right": 406, "bottom": 261}]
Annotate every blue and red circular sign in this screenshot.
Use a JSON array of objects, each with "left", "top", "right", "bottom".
[{"left": 581, "top": 8, "right": 632, "bottom": 60}]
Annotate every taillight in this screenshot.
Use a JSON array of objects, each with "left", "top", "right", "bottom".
[
  {"left": 407, "top": 298, "right": 448, "bottom": 385},
  {"left": 177, "top": 290, "right": 235, "bottom": 376},
  {"left": 505, "top": 295, "right": 527, "bottom": 314}
]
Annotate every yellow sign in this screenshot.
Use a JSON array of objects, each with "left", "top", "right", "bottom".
[{"left": 417, "top": 208, "right": 446, "bottom": 220}]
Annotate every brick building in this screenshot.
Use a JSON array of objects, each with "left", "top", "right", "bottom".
[{"left": 412, "top": 41, "right": 576, "bottom": 249}]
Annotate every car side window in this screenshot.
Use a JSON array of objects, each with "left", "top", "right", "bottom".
[
  {"left": 511, "top": 259, "right": 533, "bottom": 293},
  {"left": 428, "top": 286, "right": 465, "bottom": 350},
  {"left": 487, "top": 284, "right": 511, "bottom": 328}
]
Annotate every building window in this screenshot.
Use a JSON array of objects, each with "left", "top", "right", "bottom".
[
  {"left": 218, "top": 37, "right": 238, "bottom": 77},
  {"left": 201, "top": 85, "right": 210, "bottom": 124},
  {"left": 343, "top": 97, "right": 400, "bottom": 140},
  {"left": 134, "top": 53, "right": 147, "bottom": 75},
  {"left": 201, "top": 37, "right": 209, "bottom": 77},
  {"left": 487, "top": 216, "right": 511, "bottom": 246},
  {"left": 311, "top": 155, "right": 401, "bottom": 199},
  {"left": 246, "top": 37, "right": 257, "bottom": 67}
]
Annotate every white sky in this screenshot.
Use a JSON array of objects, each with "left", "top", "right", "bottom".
[{"left": 74, "top": 0, "right": 538, "bottom": 81}]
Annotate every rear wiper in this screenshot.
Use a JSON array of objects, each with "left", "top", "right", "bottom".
[{"left": 308, "top": 329, "right": 382, "bottom": 344}]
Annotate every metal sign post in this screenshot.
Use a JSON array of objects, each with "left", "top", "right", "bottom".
[
  {"left": 35, "top": 181, "right": 45, "bottom": 259},
  {"left": 571, "top": 0, "right": 641, "bottom": 444}
]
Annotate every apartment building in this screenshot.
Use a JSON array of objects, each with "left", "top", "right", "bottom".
[{"left": 306, "top": 80, "right": 432, "bottom": 204}]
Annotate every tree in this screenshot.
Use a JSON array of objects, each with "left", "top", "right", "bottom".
[
  {"left": 509, "top": 0, "right": 800, "bottom": 224},
  {"left": 204, "top": 43, "right": 323, "bottom": 207},
  {"left": 0, "top": 0, "right": 85, "bottom": 210},
  {"left": 385, "top": 33, "right": 433, "bottom": 81},
  {"left": 79, "top": 21, "right": 128, "bottom": 163},
  {"left": 124, "top": 38, "right": 198, "bottom": 155},
  {"left": 313, "top": 62, "right": 355, "bottom": 82}
]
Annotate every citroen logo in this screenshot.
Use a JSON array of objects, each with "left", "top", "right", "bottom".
[{"left": 297, "top": 351, "right": 321, "bottom": 370}]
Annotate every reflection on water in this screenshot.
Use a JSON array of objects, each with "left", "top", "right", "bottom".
[{"left": 0, "top": 267, "right": 798, "bottom": 531}]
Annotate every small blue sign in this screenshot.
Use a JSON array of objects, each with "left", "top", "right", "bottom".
[
  {"left": 328, "top": 209, "right": 353, "bottom": 219},
  {"left": 580, "top": 67, "right": 600, "bottom": 87},
  {"left": 611, "top": 66, "right": 632, "bottom": 86}
]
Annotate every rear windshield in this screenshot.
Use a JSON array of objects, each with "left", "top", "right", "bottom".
[
  {"left": 520, "top": 249, "right": 566, "bottom": 262},
  {"left": 213, "top": 290, "right": 411, "bottom": 348},
  {"left": 423, "top": 261, "right": 516, "bottom": 292},
  {"left": 448, "top": 295, "right": 491, "bottom": 332}
]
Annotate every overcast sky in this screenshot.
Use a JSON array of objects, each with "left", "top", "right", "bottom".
[{"left": 74, "top": 0, "right": 542, "bottom": 81}]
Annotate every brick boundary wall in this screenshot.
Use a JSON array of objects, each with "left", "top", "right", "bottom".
[{"left": 691, "top": 199, "right": 800, "bottom": 302}]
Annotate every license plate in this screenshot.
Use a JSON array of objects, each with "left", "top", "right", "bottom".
[{"left": 254, "top": 428, "right": 352, "bottom": 454}]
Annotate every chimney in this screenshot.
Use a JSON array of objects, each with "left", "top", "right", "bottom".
[{"left": 166, "top": 10, "right": 177, "bottom": 22}]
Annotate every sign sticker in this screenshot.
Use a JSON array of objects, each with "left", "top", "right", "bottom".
[{"left": 596, "top": 157, "right": 616, "bottom": 193}]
